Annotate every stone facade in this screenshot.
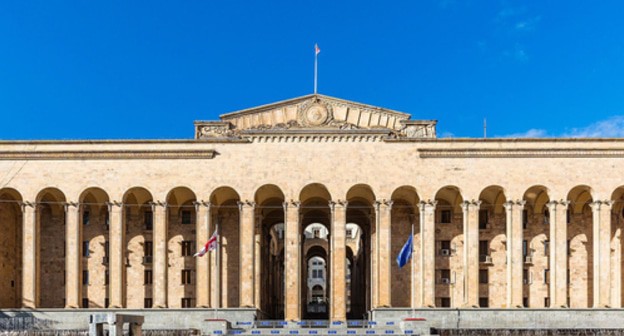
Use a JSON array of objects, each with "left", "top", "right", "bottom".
[{"left": 1, "top": 94, "right": 624, "bottom": 322}]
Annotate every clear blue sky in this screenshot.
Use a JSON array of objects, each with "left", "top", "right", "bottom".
[{"left": 1, "top": 1, "right": 624, "bottom": 140}]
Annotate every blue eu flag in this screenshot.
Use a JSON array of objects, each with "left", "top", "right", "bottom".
[{"left": 396, "top": 234, "right": 413, "bottom": 268}]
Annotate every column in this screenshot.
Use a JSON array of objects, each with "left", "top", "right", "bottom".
[
  {"left": 418, "top": 200, "right": 436, "bottom": 307},
  {"left": 612, "top": 209, "right": 622, "bottom": 308},
  {"left": 238, "top": 201, "right": 256, "bottom": 307},
  {"left": 151, "top": 201, "right": 168, "bottom": 308},
  {"left": 284, "top": 201, "right": 301, "bottom": 321},
  {"left": 504, "top": 200, "right": 525, "bottom": 308},
  {"left": 591, "top": 200, "right": 612, "bottom": 307},
  {"left": 65, "top": 202, "right": 81, "bottom": 308},
  {"left": 462, "top": 200, "right": 480, "bottom": 307},
  {"left": 376, "top": 199, "right": 393, "bottom": 307},
  {"left": 254, "top": 214, "right": 263, "bottom": 309},
  {"left": 108, "top": 201, "right": 124, "bottom": 308},
  {"left": 21, "top": 201, "right": 38, "bottom": 308},
  {"left": 195, "top": 202, "right": 211, "bottom": 307},
  {"left": 330, "top": 200, "right": 347, "bottom": 322},
  {"left": 548, "top": 200, "right": 569, "bottom": 307}
]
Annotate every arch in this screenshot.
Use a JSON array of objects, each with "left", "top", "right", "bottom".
[
  {"left": 433, "top": 186, "right": 463, "bottom": 307},
  {"left": 166, "top": 186, "right": 198, "bottom": 308},
  {"left": 567, "top": 185, "right": 594, "bottom": 307},
  {"left": 299, "top": 183, "right": 332, "bottom": 202},
  {"left": 78, "top": 187, "right": 111, "bottom": 308},
  {"left": 522, "top": 185, "right": 551, "bottom": 307},
  {"left": 255, "top": 184, "right": 286, "bottom": 318},
  {"left": 523, "top": 185, "right": 550, "bottom": 214},
  {"left": 0, "top": 188, "right": 23, "bottom": 308},
  {"left": 35, "top": 187, "right": 67, "bottom": 308},
  {"left": 122, "top": 187, "right": 154, "bottom": 308},
  {"left": 479, "top": 185, "right": 507, "bottom": 215},
  {"left": 390, "top": 186, "right": 419, "bottom": 308},
  {"left": 567, "top": 185, "right": 593, "bottom": 214},
  {"left": 209, "top": 186, "right": 241, "bottom": 308},
  {"left": 346, "top": 184, "right": 376, "bottom": 204}
]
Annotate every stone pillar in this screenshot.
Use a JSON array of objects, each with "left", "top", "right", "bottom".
[
  {"left": 151, "top": 201, "right": 168, "bottom": 308},
  {"left": 590, "top": 200, "right": 613, "bottom": 307},
  {"left": 462, "top": 200, "right": 481, "bottom": 307},
  {"left": 254, "top": 214, "right": 263, "bottom": 309},
  {"left": 21, "top": 201, "right": 38, "bottom": 308},
  {"left": 504, "top": 200, "right": 525, "bottom": 308},
  {"left": 284, "top": 201, "right": 301, "bottom": 321},
  {"left": 418, "top": 200, "right": 436, "bottom": 307},
  {"left": 65, "top": 202, "right": 81, "bottom": 308},
  {"left": 330, "top": 200, "right": 347, "bottom": 322},
  {"left": 238, "top": 201, "right": 256, "bottom": 307},
  {"left": 548, "top": 200, "right": 569, "bottom": 307},
  {"left": 195, "top": 201, "right": 211, "bottom": 307},
  {"left": 612, "top": 210, "right": 622, "bottom": 308},
  {"left": 375, "top": 199, "right": 393, "bottom": 307},
  {"left": 108, "top": 202, "right": 124, "bottom": 308}
]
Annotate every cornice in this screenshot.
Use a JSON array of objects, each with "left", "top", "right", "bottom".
[
  {"left": 0, "top": 149, "right": 217, "bottom": 160},
  {"left": 418, "top": 148, "right": 624, "bottom": 158}
]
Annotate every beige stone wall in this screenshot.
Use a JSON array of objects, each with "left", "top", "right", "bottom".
[
  {"left": 39, "top": 205, "right": 65, "bottom": 308},
  {"left": 82, "top": 205, "right": 108, "bottom": 308},
  {"left": 390, "top": 205, "right": 417, "bottom": 307},
  {"left": 167, "top": 207, "right": 197, "bottom": 308},
  {"left": 0, "top": 203, "right": 21, "bottom": 308},
  {"left": 2, "top": 137, "right": 624, "bottom": 311},
  {"left": 125, "top": 206, "right": 151, "bottom": 308}
]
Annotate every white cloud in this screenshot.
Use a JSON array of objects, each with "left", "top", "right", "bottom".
[
  {"left": 503, "top": 128, "right": 549, "bottom": 138},
  {"left": 500, "top": 116, "right": 624, "bottom": 138},
  {"left": 562, "top": 116, "right": 624, "bottom": 138},
  {"left": 515, "top": 16, "right": 541, "bottom": 32}
]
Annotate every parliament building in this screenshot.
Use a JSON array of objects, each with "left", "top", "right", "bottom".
[{"left": 1, "top": 94, "right": 624, "bottom": 328}]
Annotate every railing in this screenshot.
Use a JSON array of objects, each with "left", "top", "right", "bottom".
[{"left": 252, "top": 320, "right": 373, "bottom": 329}]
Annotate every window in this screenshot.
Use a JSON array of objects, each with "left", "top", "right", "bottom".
[
  {"left": 181, "top": 210, "right": 192, "bottom": 225},
  {"left": 439, "top": 269, "right": 450, "bottom": 283},
  {"left": 83, "top": 271, "right": 89, "bottom": 285},
  {"left": 544, "top": 269, "right": 550, "bottom": 284},
  {"left": 182, "top": 269, "right": 192, "bottom": 285},
  {"left": 440, "top": 240, "right": 451, "bottom": 256},
  {"left": 544, "top": 240, "right": 549, "bottom": 256},
  {"left": 104, "top": 212, "right": 110, "bottom": 227},
  {"left": 522, "top": 240, "right": 528, "bottom": 257},
  {"left": 313, "top": 229, "right": 320, "bottom": 238},
  {"left": 543, "top": 209, "right": 550, "bottom": 225},
  {"left": 144, "top": 241, "right": 153, "bottom": 256},
  {"left": 346, "top": 229, "right": 353, "bottom": 238},
  {"left": 104, "top": 241, "right": 110, "bottom": 257},
  {"left": 144, "top": 298, "right": 153, "bottom": 308},
  {"left": 567, "top": 239, "right": 571, "bottom": 256},
  {"left": 82, "top": 241, "right": 90, "bottom": 257},
  {"left": 312, "top": 269, "right": 323, "bottom": 279},
  {"left": 440, "top": 210, "right": 452, "bottom": 224},
  {"left": 181, "top": 298, "right": 193, "bottom": 308},
  {"left": 544, "top": 297, "right": 550, "bottom": 308},
  {"left": 144, "top": 211, "right": 153, "bottom": 231},
  {"left": 523, "top": 269, "right": 529, "bottom": 285},
  {"left": 478, "top": 210, "right": 489, "bottom": 230},
  {"left": 105, "top": 271, "right": 109, "bottom": 285},
  {"left": 144, "top": 270, "right": 153, "bottom": 285},
  {"left": 440, "top": 297, "right": 451, "bottom": 308},
  {"left": 522, "top": 210, "right": 528, "bottom": 229},
  {"left": 82, "top": 298, "right": 89, "bottom": 308},
  {"left": 479, "top": 269, "right": 488, "bottom": 284},
  {"left": 181, "top": 241, "right": 195, "bottom": 256},
  {"left": 105, "top": 298, "right": 109, "bottom": 308},
  {"left": 567, "top": 268, "right": 570, "bottom": 284},
  {"left": 83, "top": 211, "right": 90, "bottom": 225},
  {"left": 479, "top": 240, "right": 489, "bottom": 257},
  {"left": 479, "top": 297, "right": 489, "bottom": 308},
  {"left": 523, "top": 297, "right": 529, "bottom": 308}
]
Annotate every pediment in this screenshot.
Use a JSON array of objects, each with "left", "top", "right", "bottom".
[
  {"left": 194, "top": 94, "right": 437, "bottom": 140},
  {"left": 219, "top": 94, "right": 410, "bottom": 131}
]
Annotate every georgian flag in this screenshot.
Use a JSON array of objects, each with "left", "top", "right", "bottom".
[{"left": 194, "top": 230, "right": 218, "bottom": 257}]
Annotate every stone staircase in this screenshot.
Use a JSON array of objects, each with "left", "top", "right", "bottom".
[{"left": 203, "top": 320, "right": 432, "bottom": 336}]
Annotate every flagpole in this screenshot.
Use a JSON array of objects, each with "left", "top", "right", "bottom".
[
  {"left": 216, "top": 218, "right": 220, "bottom": 314},
  {"left": 410, "top": 217, "right": 415, "bottom": 316},
  {"left": 314, "top": 44, "right": 319, "bottom": 94}
]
